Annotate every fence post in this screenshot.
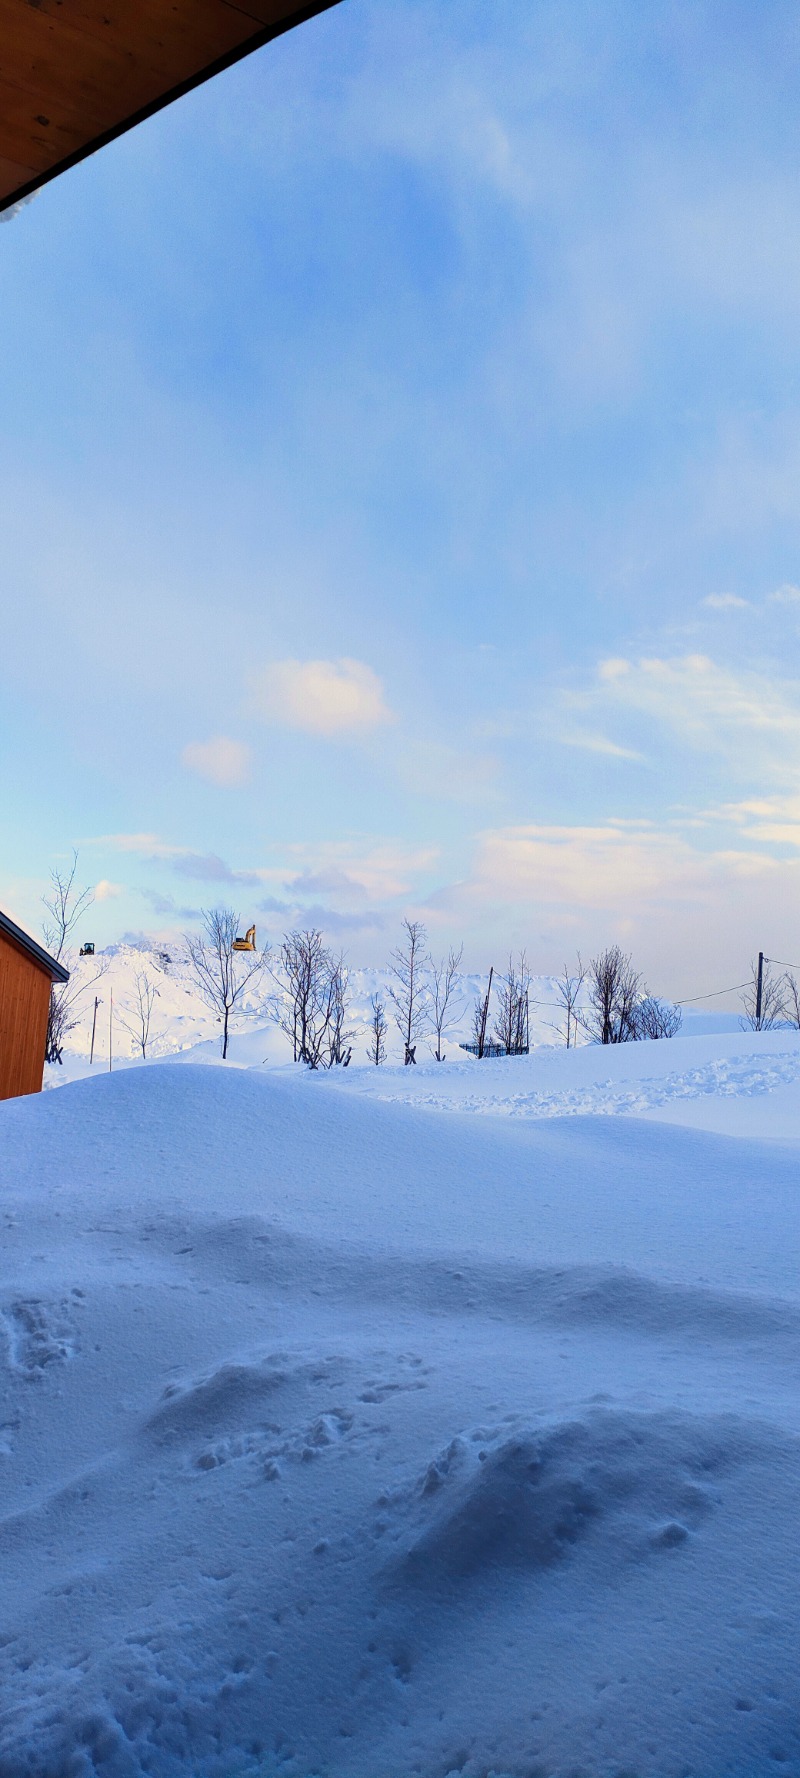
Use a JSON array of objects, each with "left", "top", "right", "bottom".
[
  {"left": 477, "top": 967, "right": 493, "bottom": 1059},
  {"left": 756, "top": 952, "right": 764, "bottom": 1027}
]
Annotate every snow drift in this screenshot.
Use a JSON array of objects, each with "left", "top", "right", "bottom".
[{"left": 1, "top": 1061, "right": 800, "bottom": 1776}]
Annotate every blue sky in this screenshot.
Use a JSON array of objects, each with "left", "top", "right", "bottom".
[{"left": 4, "top": 0, "right": 800, "bottom": 994}]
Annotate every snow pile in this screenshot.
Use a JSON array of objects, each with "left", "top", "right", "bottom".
[
  {"left": 3, "top": 1058, "right": 800, "bottom": 1775},
  {"left": 333, "top": 1025, "right": 800, "bottom": 1139}
]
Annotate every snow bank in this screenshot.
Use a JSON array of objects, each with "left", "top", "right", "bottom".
[{"left": 2, "top": 1064, "right": 800, "bottom": 1775}]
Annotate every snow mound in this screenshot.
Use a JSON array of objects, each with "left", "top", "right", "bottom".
[
  {"left": 394, "top": 1410, "right": 747, "bottom": 1586},
  {"left": 2, "top": 1064, "right": 800, "bottom": 1774}
]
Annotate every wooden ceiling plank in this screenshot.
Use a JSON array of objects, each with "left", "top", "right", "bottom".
[
  {"left": 0, "top": 7, "right": 263, "bottom": 103},
  {"left": 0, "top": 0, "right": 342, "bottom": 212},
  {"left": 1, "top": 0, "right": 273, "bottom": 74}
]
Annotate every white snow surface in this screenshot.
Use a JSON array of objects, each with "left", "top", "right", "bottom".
[{"left": 6, "top": 997, "right": 800, "bottom": 1772}]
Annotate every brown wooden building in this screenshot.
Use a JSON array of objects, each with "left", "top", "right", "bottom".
[{"left": 0, "top": 909, "right": 69, "bottom": 1102}]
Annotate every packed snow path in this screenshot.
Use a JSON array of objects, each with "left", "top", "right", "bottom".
[{"left": 2, "top": 1062, "right": 800, "bottom": 1776}]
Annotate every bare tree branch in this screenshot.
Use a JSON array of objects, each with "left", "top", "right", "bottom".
[
  {"left": 585, "top": 946, "right": 642, "bottom": 1044},
  {"left": 783, "top": 972, "right": 800, "bottom": 1029},
  {"left": 740, "top": 957, "right": 785, "bottom": 1032},
  {"left": 634, "top": 996, "right": 682, "bottom": 1040},
  {"left": 185, "top": 907, "right": 267, "bottom": 1059},
  {"left": 493, "top": 952, "right": 532, "bottom": 1055},
  {"left": 42, "top": 850, "right": 94, "bottom": 963},
  {"left": 366, "top": 993, "right": 387, "bottom": 1066},
  {"left": 387, "top": 919, "right": 428, "bottom": 1065},
  {"left": 41, "top": 851, "right": 101, "bottom": 1065},
  {"left": 268, "top": 930, "right": 356, "bottom": 1068},
  {"left": 552, "top": 957, "right": 586, "bottom": 1048},
  {"left": 427, "top": 943, "right": 464, "bottom": 1061},
  {"left": 119, "top": 969, "right": 160, "bottom": 1059}
]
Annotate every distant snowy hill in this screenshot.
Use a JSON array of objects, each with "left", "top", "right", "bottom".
[
  {"left": 48, "top": 940, "right": 589, "bottom": 1083},
  {"left": 49, "top": 939, "right": 749, "bottom": 1097}
]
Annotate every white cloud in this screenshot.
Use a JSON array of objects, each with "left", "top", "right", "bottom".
[
  {"left": 703, "top": 794, "right": 800, "bottom": 849},
  {"left": 283, "top": 839, "right": 438, "bottom": 902},
  {"left": 557, "top": 728, "right": 643, "bottom": 761},
  {"left": 590, "top": 654, "right": 800, "bottom": 774},
  {"left": 181, "top": 736, "right": 251, "bottom": 788},
  {"left": 250, "top": 658, "right": 391, "bottom": 737},
  {"left": 768, "top": 583, "right": 800, "bottom": 605},
  {"left": 88, "top": 833, "right": 183, "bottom": 859},
  {"left": 466, "top": 822, "right": 768, "bottom": 911},
  {"left": 702, "top": 593, "right": 750, "bottom": 610},
  {"left": 94, "top": 879, "right": 123, "bottom": 901}
]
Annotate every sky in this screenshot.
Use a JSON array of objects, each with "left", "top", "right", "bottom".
[{"left": 4, "top": 0, "right": 800, "bottom": 997}]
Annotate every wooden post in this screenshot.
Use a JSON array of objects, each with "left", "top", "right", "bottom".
[
  {"left": 477, "top": 966, "right": 493, "bottom": 1059},
  {"left": 756, "top": 952, "right": 764, "bottom": 1027},
  {"left": 90, "top": 996, "right": 99, "bottom": 1064}
]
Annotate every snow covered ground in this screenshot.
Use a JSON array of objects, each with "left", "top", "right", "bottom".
[{"left": 5, "top": 974, "right": 800, "bottom": 1773}]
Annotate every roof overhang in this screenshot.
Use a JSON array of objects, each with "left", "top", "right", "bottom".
[
  {"left": 0, "top": 0, "right": 343, "bottom": 217},
  {"left": 0, "top": 909, "right": 70, "bottom": 982}
]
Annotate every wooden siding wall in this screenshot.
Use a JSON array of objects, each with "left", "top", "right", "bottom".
[{"left": 0, "top": 930, "right": 52, "bottom": 1100}]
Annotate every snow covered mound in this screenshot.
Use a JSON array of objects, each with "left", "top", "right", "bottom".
[
  {"left": 2, "top": 1065, "right": 800, "bottom": 1776},
  {"left": 331, "top": 1025, "right": 800, "bottom": 1140}
]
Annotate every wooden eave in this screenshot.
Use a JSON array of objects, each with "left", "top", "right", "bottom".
[
  {"left": 0, "top": 908, "right": 70, "bottom": 982},
  {"left": 0, "top": 0, "right": 342, "bottom": 215}
]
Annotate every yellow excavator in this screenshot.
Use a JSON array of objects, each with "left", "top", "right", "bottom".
[{"left": 232, "top": 925, "right": 256, "bottom": 953}]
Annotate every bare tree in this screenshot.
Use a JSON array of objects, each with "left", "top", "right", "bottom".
[
  {"left": 387, "top": 919, "right": 428, "bottom": 1065},
  {"left": 428, "top": 943, "right": 464, "bottom": 1061},
  {"left": 185, "top": 907, "right": 266, "bottom": 1059},
  {"left": 41, "top": 851, "right": 102, "bottom": 1064},
  {"left": 633, "top": 996, "right": 682, "bottom": 1040},
  {"left": 270, "top": 929, "right": 326, "bottom": 1063},
  {"left": 119, "top": 969, "right": 160, "bottom": 1058},
  {"left": 367, "top": 993, "right": 388, "bottom": 1066},
  {"left": 586, "top": 945, "right": 642, "bottom": 1044},
  {"left": 269, "top": 930, "right": 355, "bottom": 1068},
  {"left": 324, "top": 952, "right": 356, "bottom": 1067},
  {"left": 493, "top": 952, "right": 531, "bottom": 1055},
  {"left": 783, "top": 972, "right": 800, "bottom": 1029},
  {"left": 42, "top": 850, "right": 94, "bottom": 961},
  {"left": 740, "top": 957, "right": 785, "bottom": 1032},
  {"left": 552, "top": 957, "right": 586, "bottom": 1048}
]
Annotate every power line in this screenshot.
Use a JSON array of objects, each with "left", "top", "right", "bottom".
[{"left": 673, "top": 982, "right": 751, "bottom": 1005}]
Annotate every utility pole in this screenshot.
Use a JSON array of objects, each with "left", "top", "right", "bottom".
[
  {"left": 756, "top": 951, "right": 764, "bottom": 1028},
  {"left": 109, "top": 987, "right": 113, "bottom": 1073},
  {"left": 477, "top": 966, "right": 493, "bottom": 1059},
  {"left": 90, "top": 996, "right": 100, "bottom": 1065}
]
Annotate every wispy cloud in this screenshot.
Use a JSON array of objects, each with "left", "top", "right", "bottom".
[
  {"left": 281, "top": 840, "right": 438, "bottom": 903},
  {"left": 702, "top": 593, "right": 750, "bottom": 611},
  {"left": 556, "top": 728, "right": 644, "bottom": 762},
  {"left": 768, "top": 583, "right": 800, "bottom": 605},
  {"left": 258, "top": 898, "right": 386, "bottom": 936},
  {"left": 139, "top": 889, "right": 200, "bottom": 920},
  {"left": 88, "top": 833, "right": 267, "bottom": 883},
  {"left": 250, "top": 658, "right": 392, "bottom": 737},
  {"left": 89, "top": 833, "right": 181, "bottom": 858},
  {"left": 171, "top": 852, "right": 262, "bottom": 885},
  {"left": 587, "top": 653, "right": 800, "bottom": 779},
  {"left": 181, "top": 736, "right": 251, "bottom": 788}
]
